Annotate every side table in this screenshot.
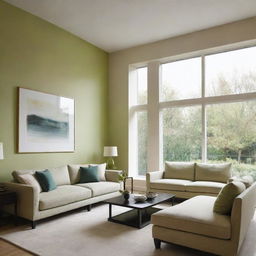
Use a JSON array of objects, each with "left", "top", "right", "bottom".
[
  {"left": 0, "top": 191, "right": 17, "bottom": 225},
  {"left": 124, "top": 176, "right": 134, "bottom": 193}
]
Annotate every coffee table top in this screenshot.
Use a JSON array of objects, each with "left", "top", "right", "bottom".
[{"left": 105, "top": 193, "right": 174, "bottom": 209}]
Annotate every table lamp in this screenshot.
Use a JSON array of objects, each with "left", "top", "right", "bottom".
[{"left": 104, "top": 146, "right": 118, "bottom": 169}]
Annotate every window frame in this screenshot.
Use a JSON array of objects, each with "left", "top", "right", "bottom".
[{"left": 129, "top": 42, "right": 256, "bottom": 177}]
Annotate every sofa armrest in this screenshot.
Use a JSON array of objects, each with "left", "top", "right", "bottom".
[
  {"left": 146, "top": 171, "right": 164, "bottom": 191},
  {"left": 4, "top": 182, "right": 39, "bottom": 221},
  {"left": 105, "top": 170, "right": 123, "bottom": 183}
]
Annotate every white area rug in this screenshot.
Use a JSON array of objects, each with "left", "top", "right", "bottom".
[{"left": 1, "top": 203, "right": 256, "bottom": 256}]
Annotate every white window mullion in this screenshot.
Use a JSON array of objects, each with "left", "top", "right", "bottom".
[
  {"left": 147, "top": 61, "right": 160, "bottom": 172},
  {"left": 201, "top": 56, "right": 207, "bottom": 162}
]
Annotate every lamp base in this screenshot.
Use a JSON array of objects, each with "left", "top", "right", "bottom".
[{"left": 106, "top": 158, "right": 116, "bottom": 170}]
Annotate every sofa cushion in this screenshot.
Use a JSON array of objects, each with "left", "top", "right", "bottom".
[
  {"left": 195, "top": 163, "right": 231, "bottom": 183},
  {"left": 150, "top": 179, "right": 193, "bottom": 192},
  {"left": 12, "top": 169, "right": 34, "bottom": 182},
  {"left": 76, "top": 182, "right": 120, "bottom": 197},
  {"left": 186, "top": 181, "right": 225, "bottom": 194},
  {"left": 229, "top": 175, "right": 254, "bottom": 188},
  {"left": 17, "top": 173, "right": 42, "bottom": 193},
  {"left": 79, "top": 166, "right": 100, "bottom": 183},
  {"left": 89, "top": 163, "right": 107, "bottom": 181},
  {"left": 214, "top": 181, "right": 246, "bottom": 215},
  {"left": 68, "top": 164, "right": 89, "bottom": 184},
  {"left": 13, "top": 165, "right": 71, "bottom": 186},
  {"left": 48, "top": 166, "right": 71, "bottom": 186},
  {"left": 35, "top": 170, "right": 57, "bottom": 192},
  {"left": 39, "top": 185, "right": 92, "bottom": 210},
  {"left": 164, "top": 162, "right": 195, "bottom": 180},
  {"left": 151, "top": 196, "right": 231, "bottom": 239}
]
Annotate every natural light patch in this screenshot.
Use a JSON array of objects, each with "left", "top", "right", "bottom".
[
  {"left": 206, "top": 46, "right": 256, "bottom": 96},
  {"left": 207, "top": 101, "right": 256, "bottom": 179},
  {"left": 137, "top": 67, "right": 147, "bottom": 105},
  {"left": 160, "top": 57, "right": 201, "bottom": 101},
  {"left": 162, "top": 106, "right": 202, "bottom": 162},
  {"left": 137, "top": 111, "right": 148, "bottom": 176}
]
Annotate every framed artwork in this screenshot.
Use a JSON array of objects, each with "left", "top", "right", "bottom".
[{"left": 18, "top": 88, "right": 75, "bottom": 153}]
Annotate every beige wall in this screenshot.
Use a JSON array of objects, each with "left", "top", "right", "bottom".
[
  {"left": 0, "top": 1, "right": 108, "bottom": 181},
  {"left": 108, "top": 17, "right": 256, "bottom": 174}
]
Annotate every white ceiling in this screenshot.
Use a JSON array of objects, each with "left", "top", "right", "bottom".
[{"left": 4, "top": 0, "right": 256, "bottom": 52}]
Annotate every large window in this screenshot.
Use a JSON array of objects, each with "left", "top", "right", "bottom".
[
  {"left": 129, "top": 67, "right": 148, "bottom": 177},
  {"left": 129, "top": 45, "right": 256, "bottom": 178}
]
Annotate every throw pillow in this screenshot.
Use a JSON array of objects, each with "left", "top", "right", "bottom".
[
  {"left": 213, "top": 181, "right": 246, "bottom": 215},
  {"left": 89, "top": 163, "right": 106, "bottom": 181},
  {"left": 79, "top": 166, "right": 100, "bottom": 183},
  {"left": 17, "top": 174, "right": 42, "bottom": 193},
  {"left": 35, "top": 170, "right": 57, "bottom": 192},
  {"left": 228, "top": 175, "right": 254, "bottom": 188}
]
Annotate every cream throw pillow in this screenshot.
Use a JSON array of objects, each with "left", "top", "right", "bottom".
[
  {"left": 228, "top": 175, "right": 254, "bottom": 188},
  {"left": 17, "top": 173, "right": 42, "bottom": 193},
  {"left": 213, "top": 181, "right": 246, "bottom": 215},
  {"left": 89, "top": 163, "right": 106, "bottom": 181}
]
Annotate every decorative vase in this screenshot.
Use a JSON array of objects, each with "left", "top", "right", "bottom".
[{"left": 123, "top": 192, "right": 130, "bottom": 200}]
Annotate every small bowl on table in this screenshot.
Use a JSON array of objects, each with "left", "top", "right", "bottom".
[
  {"left": 146, "top": 192, "right": 158, "bottom": 200},
  {"left": 133, "top": 194, "right": 147, "bottom": 203}
]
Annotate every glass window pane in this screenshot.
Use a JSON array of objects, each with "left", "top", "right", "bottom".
[
  {"left": 137, "top": 111, "right": 148, "bottom": 175},
  {"left": 207, "top": 101, "right": 256, "bottom": 179},
  {"left": 162, "top": 106, "right": 201, "bottom": 162},
  {"left": 137, "top": 67, "right": 147, "bottom": 105},
  {"left": 206, "top": 46, "right": 256, "bottom": 96},
  {"left": 160, "top": 57, "right": 201, "bottom": 101}
]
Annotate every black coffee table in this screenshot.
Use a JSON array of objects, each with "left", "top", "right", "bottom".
[{"left": 104, "top": 193, "right": 175, "bottom": 229}]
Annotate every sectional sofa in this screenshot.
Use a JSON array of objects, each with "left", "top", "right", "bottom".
[
  {"left": 4, "top": 164, "right": 122, "bottom": 228},
  {"left": 151, "top": 182, "right": 256, "bottom": 256},
  {"left": 147, "top": 162, "right": 232, "bottom": 198}
]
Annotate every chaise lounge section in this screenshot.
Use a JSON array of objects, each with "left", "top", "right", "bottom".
[{"left": 151, "top": 182, "right": 256, "bottom": 256}]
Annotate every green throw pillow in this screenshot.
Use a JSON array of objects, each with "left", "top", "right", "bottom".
[
  {"left": 213, "top": 181, "right": 246, "bottom": 215},
  {"left": 35, "top": 169, "right": 57, "bottom": 192},
  {"left": 79, "top": 166, "right": 99, "bottom": 183}
]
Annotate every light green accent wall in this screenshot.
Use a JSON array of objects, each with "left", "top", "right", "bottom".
[{"left": 0, "top": 1, "right": 108, "bottom": 181}]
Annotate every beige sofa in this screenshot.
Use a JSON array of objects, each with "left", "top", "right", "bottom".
[
  {"left": 151, "top": 182, "right": 256, "bottom": 256},
  {"left": 147, "top": 162, "right": 232, "bottom": 199},
  {"left": 4, "top": 164, "right": 122, "bottom": 228}
]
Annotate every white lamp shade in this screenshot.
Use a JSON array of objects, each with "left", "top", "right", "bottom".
[
  {"left": 0, "top": 143, "right": 4, "bottom": 160},
  {"left": 104, "top": 146, "right": 118, "bottom": 157}
]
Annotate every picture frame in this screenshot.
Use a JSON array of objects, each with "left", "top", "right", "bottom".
[{"left": 18, "top": 88, "right": 75, "bottom": 153}]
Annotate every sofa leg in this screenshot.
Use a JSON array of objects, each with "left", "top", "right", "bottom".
[
  {"left": 31, "top": 221, "right": 36, "bottom": 229},
  {"left": 154, "top": 238, "right": 161, "bottom": 249},
  {"left": 86, "top": 205, "right": 92, "bottom": 211}
]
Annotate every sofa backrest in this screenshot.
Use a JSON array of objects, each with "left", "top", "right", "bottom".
[
  {"left": 231, "top": 182, "right": 256, "bottom": 253},
  {"left": 164, "top": 162, "right": 195, "bottom": 180},
  {"left": 195, "top": 163, "right": 231, "bottom": 183},
  {"left": 12, "top": 165, "right": 71, "bottom": 186},
  {"left": 67, "top": 164, "right": 89, "bottom": 184}
]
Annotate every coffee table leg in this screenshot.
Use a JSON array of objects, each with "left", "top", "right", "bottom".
[
  {"left": 109, "top": 203, "right": 112, "bottom": 219},
  {"left": 137, "top": 209, "right": 142, "bottom": 228}
]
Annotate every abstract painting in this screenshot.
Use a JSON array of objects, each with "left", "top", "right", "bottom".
[{"left": 18, "top": 88, "right": 75, "bottom": 152}]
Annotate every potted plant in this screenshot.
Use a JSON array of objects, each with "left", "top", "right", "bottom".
[{"left": 118, "top": 171, "right": 130, "bottom": 200}]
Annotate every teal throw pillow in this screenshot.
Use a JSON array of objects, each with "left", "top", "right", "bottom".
[
  {"left": 35, "top": 169, "right": 57, "bottom": 192},
  {"left": 79, "top": 166, "right": 99, "bottom": 183}
]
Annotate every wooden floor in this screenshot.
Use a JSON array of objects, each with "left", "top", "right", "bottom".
[{"left": 0, "top": 238, "right": 36, "bottom": 256}]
